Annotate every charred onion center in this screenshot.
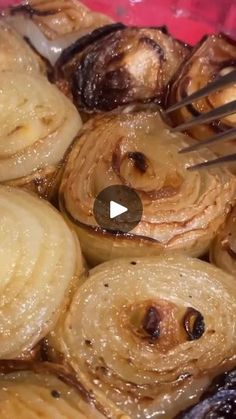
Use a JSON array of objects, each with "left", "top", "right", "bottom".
[
  {"left": 129, "top": 303, "right": 162, "bottom": 342},
  {"left": 126, "top": 299, "right": 187, "bottom": 349},
  {"left": 112, "top": 143, "right": 184, "bottom": 197},
  {"left": 127, "top": 151, "right": 149, "bottom": 174},
  {"left": 183, "top": 307, "right": 205, "bottom": 341},
  {"left": 142, "top": 306, "right": 161, "bottom": 341}
]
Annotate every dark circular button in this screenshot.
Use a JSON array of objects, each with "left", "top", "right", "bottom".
[{"left": 93, "top": 185, "right": 143, "bottom": 234}]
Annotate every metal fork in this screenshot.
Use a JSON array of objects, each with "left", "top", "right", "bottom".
[{"left": 165, "top": 70, "right": 236, "bottom": 171}]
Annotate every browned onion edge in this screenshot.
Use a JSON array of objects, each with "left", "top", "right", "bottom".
[
  {"left": 60, "top": 192, "right": 159, "bottom": 244},
  {"left": 55, "top": 23, "right": 126, "bottom": 69},
  {"left": 58, "top": 103, "right": 209, "bottom": 245},
  {"left": 0, "top": 358, "right": 110, "bottom": 417},
  {"left": 9, "top": 3, "right": 56, "bottom": 17},
  {"left": 58, "top": 107, "right": 160, "bottom": 243},
  {"left": 166, "top": 33, "right": 236, "bottom": 135},
  {"left": 55, "top": 25, "right": 191, "bottom": 113},
  {"left": 55, "top": 24, "right": 189, "bottom": 70}
]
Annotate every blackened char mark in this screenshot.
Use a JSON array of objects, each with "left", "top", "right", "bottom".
[
  {"left": 102, "top": 68, "right": 131, "bottom": 90},
  {"left": 139, "top": 36, "right": 165, "bottom": 60},
  {"left": 72, "top": 61, "right": 132, "bottom": 111},
  {"left": 142, "top": 306, "right": 161, "bottom": 341},
  {"left": 183, "top": 307, "right": 205, "bottom": 341},
  {"left": 10, "top": 4, "right": 56, "bottom": 17},
  {"left": 127, "top": 152, "right": 148, "bottom": 173},
  {"left": 203, "top": 368, "right": 236, "bottom": 397},
  {"left": 56, "top": 23, "right": 126, "bottom": 68}
]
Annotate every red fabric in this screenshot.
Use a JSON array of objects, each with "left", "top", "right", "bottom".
[{"left": 0, "top": 0, "right": 235, "bottom": 44}]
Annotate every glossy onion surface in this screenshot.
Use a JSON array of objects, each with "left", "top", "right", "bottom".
[
  {"left": 60, "top": 107, "right": 236, "bottom": 264},
  {"left": 0, "top": 71, "right": 82, "bottom": 198},
  {"left": 49, "top": 255, "right": 236, "bottom": 418},
  {"left": 0, "top": 186, "right": 83, "bottom": 358}
]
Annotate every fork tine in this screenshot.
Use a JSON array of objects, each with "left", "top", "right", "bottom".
[
  {"left": 171, "top": 100, "right": 236, "bottom": 132},
  {"left": 187, "top": 152, "right": 236, "bottom": 171},
  {"left": 165, "top": 69, "right": 236, "bottom": 113},
  {"left": 179, "top": 127, "right": 236, "bottom": 154}
]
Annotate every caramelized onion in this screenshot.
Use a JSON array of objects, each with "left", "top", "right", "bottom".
[
  {"left": 0, "top": 20, "right": 45, "bottom": 73},
  {"left": 5, "top": 14, "right": 106, "bottom": 66},
  {"left": 4, "top": 0, "right": 112, "bottom": 65},
  {"left": 210, "top": 205, "right": 236, "bottom": 276},
  {"left": 56, "top": 26, "right": 189, "bottom": 111},
  {"left": 0, "top": 361, "right": 106, "bottom": 418},
  {"left": 0, "top": 71, "right": 82, "bottom": 199},
  {"left": 48, "top": 255, "right": 236, "bottom": 418},
  {"left": 9, "top": 0, "right": 112, "bottom": 39},
  {"left": 59, "top": 106, "right": 236, "bottom": 264},
  {"left": 168, "top": 34, "right": 236, "bottom": 158},
  {"left": 0, "top": 186, "right": 83, "bottom": 359}
]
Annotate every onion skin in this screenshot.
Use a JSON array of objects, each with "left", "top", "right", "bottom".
[
  {"left": 3, "top": 0, "right": 113, "bottom": 67},
  {"left": 167, "top": 34, "right": 236, "bottom": 160},
  {"left": 8, "top": 0, "right": 112, "bottom": 40},
  {"left": 0, "top": 360, "right": 106, "bottom": 418},
  {"left": 55, "top": 26, "right": 190, "bottom": 112},
  {"left": 210, "top": 205, "right": 236, "bottom": 277},
  {"left": 0, "top": 71, "right": 82, "bottom": 200},
  {"left": 59, "top": 106, "right": 236, "bottom": 265},
  {"left": 0, "top": 186, "right": 84, "bottom": 359},
  {"left": 48, "top": 255, "right": 236, "bottom": 418}
]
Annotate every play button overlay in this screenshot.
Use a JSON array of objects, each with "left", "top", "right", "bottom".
[
  {"left": 93, "top": 185, "right": 143, "bottom": 233},
  {"left": 110, "top": 201, "right": 128, "bottom": 219}
]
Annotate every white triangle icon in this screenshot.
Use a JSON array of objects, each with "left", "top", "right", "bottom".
[{"left": 110, "top": 201, "right": 128, "bottom": 219}]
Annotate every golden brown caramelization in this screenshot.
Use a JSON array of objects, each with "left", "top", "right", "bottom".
[
  {"left": 0, "top": 360, "right": 106, "bottom": 418},
  {"left": 0, "top": 71, "right": 82, "bottom": 199},
  {"left": 59, "top": 106, "right": 236, "bottom": 264},
  {"left": 0, "top": 1, "right": 235, "bottom": 418},
  {"left": 168, "top": 34, "right": 236, "bottom": 157},
  {"left": 55, "top": 26, "right": 189, "bottom": 112},
  {"left": 48, "top": 255, "right": 236, "bottom": 418},
  {"left": 0, "top": 186, "right": 83, "bottom": 359}
]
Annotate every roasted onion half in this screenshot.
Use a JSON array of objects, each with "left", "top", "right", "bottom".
[
  {"left": 5, "top": 0, "right": 112, "bottom": 66},
  {"left": 56, "top": 26, "right": 190, "bottom": 112},
  {"left": 0, "top": 71, "right": 82, "bottom": 199},
  {"left": 0, "top": 185, "right": 83, "bottom": 359},
  {"left": 0, "top": 360, "right": 106, "bottom": 418},
  {"left": 0, "top": 21, "right": 45, "bottom": 74},
  {"left": 210, "top": 205, "right": 236, "bottom": 277},
  {"left": 59, "top": 106, "right": 236, "bottom": 264},
  {"left": 167, "top": 34, "right": 236, "bottom": 157},
  {"left": 48, "top": 255, "right": 236, "bottom": 418}
]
